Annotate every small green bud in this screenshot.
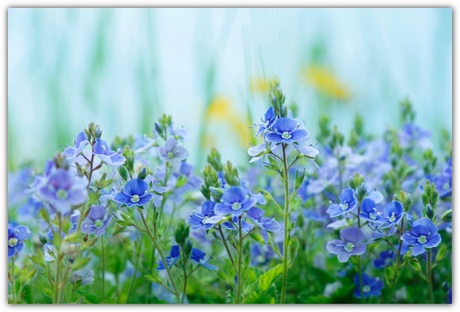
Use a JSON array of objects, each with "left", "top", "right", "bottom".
[
  {"left": 184, "top": 240, "right": 193, "bottom": 257},
  {"left": 118, "top": 166, "right": 129, "bottom": 182},
  {"left": 39, "top": 233, "right": 48, "bottom": 245},
  {"left": 137, "top": 167, "right": 148, "bottom": 180},
  {"left": 441, "top": 209, "right": 452, "bottom": 222},
  {"left": 425, "top": 204, "right": 434, "bottom": 220},
  {"left": 174, "top": 220, "right": 190, "bottom": 246}
]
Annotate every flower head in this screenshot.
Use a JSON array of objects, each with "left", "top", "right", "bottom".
[
  {"left": 82, "top": 205, "right": 113, "bottom": 236},
  {"left": 246, "top": 207, "right": 281, "bottom": 242},
  {"left": 93, "top": 138, "right": 126, "bottom": 167},
  {"left": 326, "top": 188, "right": 358, "bottom": 218},
  {"left": 159, "top": 139, "right": 188, "bottom": 162},
  {"left": 70, "top": 268, "right": 95, "bottom": 286},
  {"left": 255, "top": 106, "right": 278, "bottom": 135},
  {"left": 265, "top": 117, "right": 309, "bottom": 145},
  {"left": 381, "top": 201, "right": 404, "bottom": 228},
  {"left": 62, "top": 131, "right": 89, "bottom": 159},
  {"left": 326, "top": 227, "right": 366, "bottom": 262},
  {"left": 190, "top": 248, "right": 217, "bottom": 270},
  {"left": 8, "top": 224, "right": 30, "bottom": 258},
  {"left": 37, "top": 168, "right": 88, "bottom": 214},
  {"left": 214, "top": 186, "right": 256, "bottom": 216},
  {"left": 373, "top": 250, "right": 395, "bottom": 269},
  {"left": 353, "top": 273, "right": 383, "bottom": 298},
  {"left": 401, "top": 218, "right": 441, "bottom": 256},
  {"left": 157, "top": 245, "right": 180, "bottom": 270},
  {"left": 359, "top": 198, "right": 383, "bottom": 223},
  {"left": 113, "top": 178, "right": 153, "bottom": 207},
  {"left": 188, "top": 201, "right": 220, "bottom": 231}
]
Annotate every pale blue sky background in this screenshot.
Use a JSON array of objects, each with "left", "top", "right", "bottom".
[{"left": 8, "top": 8, "right": 452, "bottom": 170}]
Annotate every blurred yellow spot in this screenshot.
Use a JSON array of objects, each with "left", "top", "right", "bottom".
[
  {"left": 204, "top": 96, "right": 252, "bottom": 147},
  {"left": 302, "top": 66, "right": 351, "bottom": 101},
  {"left": 249, "top": 77, "right": 278, "bottom": 94}
]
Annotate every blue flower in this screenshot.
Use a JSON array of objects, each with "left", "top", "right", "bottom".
[
  {"left": 250, "top": 244, "right": 275, "bottom": 266},
  {"left": 353, "top": 273, "right": 383, "bottom": 298},
  {"left": 255, "top": 106, "right": 278, "bottom": 135},
  {"left": 359, "top": 198, "right": 383, "bottom": 223},
  {"left": 381, "top": 201, "right": 404, "bottom": 228},
  {"left": 326, "top": 227, "right": 366, "bottom": 262},
  {"left": 113, "top": 178, "right": 153, "bottom": 207},
  {"left": 63, "top": 131, "right": 89, "bottom": 159},
  {"left": 157, "top": 245, "right": 180, "bottom": 270},
  {"left": 37, "top": 169, "right": 88, "bottom": 214},
  {"left": 326, "top": 188, "right": 358, "bottom": 218},
  {"left": 246, "top": 207, "right": 281, "bottom": 242},
  {"left": 93, "top": 138, "right": 126, "bottom": 167},
  {"left": 401, "top": 218, "right": 441, "bottom": 256},
  {"left": 265, "top": 117, "right": 309, "bottom": 145},
  {"left": 8, "top": 224, "right": 30, "bottom": 258},
  {"left": 214, "top": 186, "right": 256, "bottom": 216},
  {"left": 190, "top": 248, "right": 217, "bottom": 270},
  {"left": 82, "top": 205, "right": 113, "bottom": 237},
  {"left": 70, "top": 268, "right": 95, "bottom": 286},
  {"left": 159, "top": 139, "right": 188, "bottom": 162},
  {"left": 373, "top": 250, "right": 395, "bottom": 269},
  {"left": 188, "top": 201, "right": 220, "bottom": 231}
]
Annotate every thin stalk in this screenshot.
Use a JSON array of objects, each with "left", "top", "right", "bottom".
[
  {"left": 427, "top": 249, "right": 433, "bottom": 303},
  {"left": 126, "top": 241, "right": 141, "bottom": 303},
  {"left": 138, "top": 208, "right": 180, "bottom": 303},
  {"left": 101, "top": 235, "right": 105, "bottom": 302},
  {"left": 218, "top": 225, "right": 235, "bottom": 267},
  {"left": 235, "top": 216, "right": 243, "bottom": 304},
  {"left": 181, "top": 248, "right": 188, "bottom": 304},
  {"left": 389, "top": 218, "right": 405, "bottom": 301},
  {"left": 280, "top": 144, "right": 290, "bottom": 304},
  {"left": 53, "top": 213, "right": 63, "bottom": 304},
  {"left": 11, "top": 257, "right": 16, "bottom": 304}
]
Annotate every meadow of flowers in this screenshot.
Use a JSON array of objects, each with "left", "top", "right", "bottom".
[{"left": 7, "top": 83, "right": 452, "bottom": 304}]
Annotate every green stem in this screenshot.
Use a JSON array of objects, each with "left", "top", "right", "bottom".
[
  {"left": 11, "top": 257, "right": 16, "bottom": 304},
  {"left": 101, "top": 235, "right": 105, "bottom": 303},
  {"left": 235, "top": 216, "right": 243, "bottom": 304},
  {"left": 126, "top": 241, "right": 141, "bottom": 303},
  {"left": 138, "top": 208, "right": 180, "bottom": 303},
  {"left": 389, "top": 218, "right": 405, "bottom": 301},
  {"left": 218, "top": 225, "right": 235, "bottom": 267},
  {"left": 280, "top": 144, "right": 290, "bottom": 304},
  {"left": 427, "top": 249, "right": 433, "bottom": 303},
  {"left": 53, "top": 213, "right": 63, "bottom": 304},
  {"left": 181, "top": 248, "right": 188, "bottom": 304}
]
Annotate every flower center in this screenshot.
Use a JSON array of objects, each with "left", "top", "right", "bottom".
[
  {"left": 417, "top": 235, "right": 427, "bottom": 244},
  {"left": 281, "top": 131, "right": 292, "bottom": 140},
  {"left": 369, "top": 212, "right": 376, "bottom": 220},
  {"left": 263, "top": 120, "right": 269, "bottom": 127},
  {"left": 56, "top": 189, "right": 68, "bottom": 200},
  {"left": 130, "top": 195, "right": 140, "bottom": 203},
  {"left": 389, "top": 212, "right": 396, "bottom": 223},
  {"left": 344, "top": 242, "right": 355, "bottom": 252},
  {"left": 8, "top": 237, "right": 18, "bottom": 248},
  {"left": 340, "top": 202, "right": 349, "bottom": 211},
  {"left": 257, "top": 254, "right": 265, "bottom": 263},
  {"left": 232, "top": 202, "right": 242, "bottom": 211},
  {"left": 202, "top": 216, "right": 208, "bottom": 224},
  {"left": 94, "top": 219, "right": 104, "bottom": 229},
  {"left": 167, "top": 151, "right": 175, "bottom": 159},
  {"left": 363, "top": 285, "right": 371, "bottom": 293}
]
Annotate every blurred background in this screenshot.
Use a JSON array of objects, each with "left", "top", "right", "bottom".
[{"left": 8, "top": 8, "right": 452, "bottom": 171}]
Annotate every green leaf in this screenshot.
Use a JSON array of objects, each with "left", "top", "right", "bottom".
[
  {"left": 433, "top": 244, "right": 448, "bottom": 268},
  {"left": 258, "top": 264, "right": 283, "bottom": 292},
  {"left": 250, "top": 232, "right": 265, "bottom": 244},
  {"left": 39, "top": 208, "right": 50, "bottom": 223},
  {"left": 144, "top": 272, "right": 162, "bottom": 284},
  {"left": 71, "top": 257, "right": 91, "bottom": 270}
]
